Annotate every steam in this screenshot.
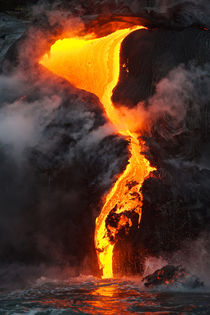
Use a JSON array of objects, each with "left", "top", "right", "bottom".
[
  {"left": 170, "top": 232, "right": 210, "bottom": 285},
  {"left": 143, "top": 256, "right": 168, "bottom": 277},
  {"left": 0, "top": 89, "right": 61, "bottom": 159},
  {"left": 30, "top": 0, "right": 210, "bottom": 30},
  {"left": 32, "top": 6, "right": 85, "bottom": 35},
  {"left": 142, "top": 233, "right": 210, "bottom": 286},
  {"left": 140, "top": 63, "right": 210, "bottom": 132},
  {"left": 39, "top": 0, "right": 210, "bottom": 29},
  {"left": 137, "top": 63, "right": 210, "bottom": 283},
  {"left": 118, "top": 62, "right": 210, "bottom": 148},
  {"left": 140, "top": 63, "right": 210, "bottom": 170}
]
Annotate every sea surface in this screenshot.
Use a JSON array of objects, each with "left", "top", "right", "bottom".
[{"left": 0, "top": 277, "right": 209, "bottom": 314}]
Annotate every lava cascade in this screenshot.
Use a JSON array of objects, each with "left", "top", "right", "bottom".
[{"left": 40, "top": 25, "right": 155, "bottom": 278}]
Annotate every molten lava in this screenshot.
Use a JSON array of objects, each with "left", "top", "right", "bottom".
[{"left": 40, "top": 25, "right": 155, "bottom": 279}]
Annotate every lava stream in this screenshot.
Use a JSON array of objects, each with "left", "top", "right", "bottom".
[{"left": 40, "top": 26, "right": 155, "bottom": 279}]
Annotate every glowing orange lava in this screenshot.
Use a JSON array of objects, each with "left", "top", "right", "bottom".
[{"left": 40, "top": 25, "right": 155, "bottom": 279}]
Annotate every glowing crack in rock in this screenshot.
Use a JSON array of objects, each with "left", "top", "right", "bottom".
[{"left": 40, "top": 25, "right": 155, "bottom": 279}]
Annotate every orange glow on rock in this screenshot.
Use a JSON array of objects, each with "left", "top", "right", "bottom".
[{"left": 40, "top": 25, "right": 155, "bottom": 279}]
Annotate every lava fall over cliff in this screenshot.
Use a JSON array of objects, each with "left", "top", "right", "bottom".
[{"left": 40, "top": 25, "right": 155, "bottom": 278}]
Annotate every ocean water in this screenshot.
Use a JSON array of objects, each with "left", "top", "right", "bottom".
[{"left": 0, "top": 277, "right": 209, "bottom": 314}]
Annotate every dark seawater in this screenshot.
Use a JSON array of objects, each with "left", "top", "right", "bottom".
[{"left": 0, "top": 277, "right": 209, "bottom": 314}]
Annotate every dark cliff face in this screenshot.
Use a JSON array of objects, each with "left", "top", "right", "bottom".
[
  {"left": 114, "top": 27, "right": 210, "bottom": 106},
  {"left": 0, "top": 1, "right": 210, "bottom": 281},
  {"left": 0, "top": 64, "right": 129, "bottom": 276},
  {"left": 113, "top": 23, "right": 210, "bottom": 275}
]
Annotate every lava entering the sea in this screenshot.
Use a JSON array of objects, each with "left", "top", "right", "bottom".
[{"left": 40, "top": 24, "right": 155, "bottom": 279}]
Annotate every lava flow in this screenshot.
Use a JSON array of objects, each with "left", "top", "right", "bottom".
[{"left": 40, "top": 25, "right": 155, "bottom": 278}]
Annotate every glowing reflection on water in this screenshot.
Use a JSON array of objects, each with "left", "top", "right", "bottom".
[{"left": 0, "top": 278, "right": 209, "bottom": 314}]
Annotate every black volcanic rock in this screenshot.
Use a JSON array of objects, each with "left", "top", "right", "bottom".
[
  {"left": 0, "top": 65, "right": 129, "bottom": 273},
  {"left": 139, "top": 166, "right": 210, "bottom": 251},
  {"left": 143, "top": 265, "right": 204, "bottom": 289},
  {"left": 113, "top": 27, "right": 210, "bottom": 106},
  {"left": 0, "top": 13, "right": 28, "bottom": 65}
]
